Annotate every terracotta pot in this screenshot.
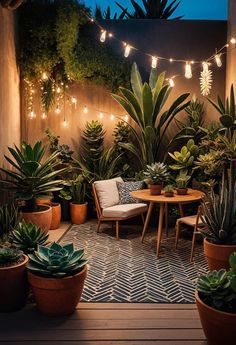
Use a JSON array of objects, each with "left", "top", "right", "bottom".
[
  {"left": 164, "top": 192, "right": 174, "bottom": 197},
  {"left": 195, "top": 290, "right": 236, "bottom": 345},
  {"left": 0, "top": 255, "right": 29, "bottom": 312},
  {"left": 204, "top": 238, "right": 236, "bottom": 270},
  {"left": 50, "top": 203, "right": 61, "bottom": 230},
  {"left": 176, "top": 188, "right": 188, "bottom": 195},
  {"left": 149, "top": 184, "right": 162, "bottom": 196},
  {"left": 70, "top": 202, "right": 88, "bottom": 225},
  {"left": 36, "top": 198, "right": 52, "bottom": 206},
  {"left": 1, "top": 0, "right": 23, "bottom": 10},
  {"left": 21, "top": 205, "right": 52, "bottom": 233},
  {"left": 28, "top": 266, "right": 87, "bottom": 316}
]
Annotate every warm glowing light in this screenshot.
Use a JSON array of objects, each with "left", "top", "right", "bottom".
[
  {"left": 124, "top": 44, "right": 131, "bottom": 58},
  {"left": 29, "top": 110, "right": 36, "bottom": 119},
  {"left": 215, "top": 54, "right": 222, "bottom": 67},
  {"left": 56, "top": 87, "right": 61, "bottom": 94},
  {"left": 185, "top": 62, "right": 192, "bottom": 79},
  {"left": 100, "top": 30, "right": 107, "bottom": 42},
  {"left": 42, "top": 72, "right": 48, "bottom": 80},
  {"left": 151, "top": 56, "right": 158, "bottom": 69},
  {"left": 90, "top": 18, "right": 94, "bottom": 22},
  {"left": 71, "top": 97, "right": 77, "bottom": 104},
  {"left": 55, "top": 106, "right": 61, "bottom": 114},
  {"left": 41, "top": 112, "right": 47, "bottom": 119},
  {"left": 108, "top": 33, "right": 113, "bottom": 37},
  {"left": 110, "top": 114, "right": 115, "bottom": 120},
  {"left": 202, "top": 62, "right": 209, "bottom": 72},
  {"left": 169, "top": 78, "right": 175, "bottom": 87},
  {"left": 191, "top": 60, "right": 195, "bottom": 64},
  {"left": 123, "top": 115, "right": 129, "bottom": 122},
  {"left": 99, "top": 112, "right": 104, "bottom": 119},
  {"left": 83, "top": 106, "right": 88, "bottom": 114},
  {"left": 230, "top": 37, "right": 236, "bottom": 44},
  {"left": 63, "top": 119, "right": 68, "bottom": 127},
  {"left": 169, "top": 58, "right": 173, "bottom": 62}
]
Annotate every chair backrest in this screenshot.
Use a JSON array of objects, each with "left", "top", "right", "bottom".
[{"left": 92, "top": 183, "right": 103, "bottom": 219}]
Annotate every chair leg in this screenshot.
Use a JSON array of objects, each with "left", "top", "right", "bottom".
[
  {"left": 116, "top": 221, "right": 119, "bottom": 240},
  {"left": 97, "top": 220, "right": 101, "bottom": 233},
  {"left": 141, "top": 202, "right": 154, "bottom": 243},
  {"left": 141, "top": 213, "right": 145, "bottom": 224},
  {"left": 175, "top": 221, "right": 181, "bottom": 249},
  {"left": 165, "top": 203, "right": 169, "bottom": 237},
  {"left": 190, "top": 228, "right": 197, "bottom": 262}
]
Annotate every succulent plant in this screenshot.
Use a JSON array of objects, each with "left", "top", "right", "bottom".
[
  {"left": 0, "top": 246, "right": 23, "bottom": 266},
  {"left": 176, "top": 171, "right": 191, "bottom": 189},
  {"left": 164, "top": 184, "right": 174, "bottom": 193},
  {"left": 0, "top": 203, "right": 18, "bottom": 240},
  {"left": 168, "top": 139, "right": 199, "bottom": 172},
  {"left": 11, "top": 220, "right": 50, "bottom": 254},
  {"left": 28, "top": 243, "right": 87, "bottom": 278},
  {"left": 144, "top": 162, "right": 170, "bottom": 185},
  {"left": 194, "top": 151, "right": 222, "bottom": 177}
]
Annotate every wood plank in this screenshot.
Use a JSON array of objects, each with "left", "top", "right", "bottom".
[
  {"left": 77, "top": 303, "right": 196, "bottom": 310},
  {"left": 0, "top": 342, "right": 208, "bottom": 345}
]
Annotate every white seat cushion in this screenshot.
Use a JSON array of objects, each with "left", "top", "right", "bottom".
[
  {"left": 94, "top": 177, "right": 123, "bottom": 209},
  {"left": 102, "top": 203, "right": 148, "bottom": 218}
]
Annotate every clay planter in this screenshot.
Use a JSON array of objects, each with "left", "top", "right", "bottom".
[
  {"left": 0, "top": 255, "right": 29, "bottom": 312},
  {"left": 195, "top": 291, "right": 236, "bottom": 345},
  {"left": 70, "top": 202, "right": 88, "bottom": 225},
  {"left": 176, "top": 188, "right": 188, "bottom": 195},
  {"left": 204, "top": 238, "right": 236, "bottom": 270},
  {"left": 149, "top": 184, "right": 162, "bottom": 196},
  {"left": 0, "top": 0, "right": 23, "bottom": 10},
  {"left": 28, "top": 266, "right": 87, "bottom": 316},
  {"left": 21, "top": 205, "right": 52, "bottom": 233},
  {"left": 36, "top": 198, "right": 52, "bottom": 206},
  {"left": 164, "top": 192, "right": 174, "bottom": 197},
  {"left": 50, "top": 203, "right": 61, "bottom": 230}
]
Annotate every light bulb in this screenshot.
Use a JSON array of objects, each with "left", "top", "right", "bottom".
[
  {"left": 56, "top": 87, "right": 61, "bottom": 94},
  {"left": 108, "top": 33, "right": 113, "bottom": 38},
  {"left": 63, "top": 119, "right": 68, "bottom": 127},
  {"left": 151, "top": 56, "right": 158, "bottom": 69},
  {"left": 230, "top": 37, "right": 236, "bottom": 44},
  {"left": 99, "top": 112, "right": 104, "bottom": 119},
  {"left": 29, "top": 110, "right": 36, "bottom": 119},
  {"left": 124, "top": 44, "right": 131, "bottom": 58},
  {"left": 71, "top": 97, "right": 77, "bottom": 104},
  {"left": 100, "top": 30, "right": 107, "bottom": 42},
  {"left": 202, "top": 62, "right": 209, "bottom": 72},
  {"left": 185, "top": 62, "right": 192, "bottom": 79},
  {"left": 42, "top": 72, "right": 48, "bottom": 80},
  {"left": 110, "top": 114, "right": 115, "bottom": 120},
  {"left": 215, "top": 54, "right": 222, "bottom": 67},
  {"left": 169, "top": 58, "right": 173, "bottom": 62},
  {"left": 55, "top": 106, "right": 61, "bottom": 114},
  {"left": 123, "top": 115, "right": 129, "bottom": 122},
  {"left": 169, "top": 78, "right": 175, "bottom": 87},
  {"left": 83, "top": 106, "right": 88, "bottom": 114},
  {"left": 41, "top": 112, "right": 47, "bottom": 119}
]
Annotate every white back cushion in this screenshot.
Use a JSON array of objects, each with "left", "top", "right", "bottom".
[{"left": 94, "top": 177, "right": 123, "bottom": 209}]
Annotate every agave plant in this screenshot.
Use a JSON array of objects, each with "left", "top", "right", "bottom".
[
  {"left": 0, "top": 141, "right": 65, "bottom": 212},
  {"left": 0, "top": 203, "right": 18, "bottom": 239},
  {"left": 95, "top": 4, "right": 126, "bottom": 19},
  {"left": 115, "top": 0, "right": 183, "bottom": 19},
  {"left": 0, "top": 246, "right": 23, "bottom": 266},
  {"left": 112, "top": 63, "right": 190, "bottom": 168},
  {"left": 27, "top": 243, "right": 87, "bottom": 278},
  {"left": 11, "top": 220, "right": 50, "bottom": 254},
  {"left": 144, "top": 162, "right": 170, "bottom": 185}
]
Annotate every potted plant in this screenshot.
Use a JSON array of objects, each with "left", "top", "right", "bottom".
[
  {"left": 164, "top": 185, "right": 174, "bottom": 197},
  {"left": 195, "top": 253, "right": 236, "bottom": 345},
  {"left": 0, "top": 141, "right": 65, "bottom": 232},
  {"left": 144, "top": 162, "right": 170, "bottom": 195},
  {"left": 201, "top": 173, "right": 236, "bottom": 270},
  {"left": 60, "top": 174, "right": 87, "bottom": 225},
  {"left": 175, "top": 171, "right": 191, "bottom": 195},
  {"left": 27, "top": 242, "right": 87, "bottom": 316},
  {"left": 50, "top": 202, "right": 61, "bottom": 230}
]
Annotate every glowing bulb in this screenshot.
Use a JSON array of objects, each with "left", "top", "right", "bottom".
[
  {"left": 191, "top": 60, "right": 195, "bottom": 64},
  {"left": 56, "top": 87, "right": 61, "bottom": 94},
  {"left": 110, "top": 114, "right": 115, "bottom": 121},
  {"left": 63, "top": 119, "right": 68, "bottom": 127},
  {"left": 108, "top": 33, "right": 113, "bottom": 37},
  {"left": 226, "top": 43, "right": 229, "bottom": 48},
  {"left": 100, "top": 30, "right": 107, "bottom": 42},
  {"left": 202, "top": 62, "right": 209, "bottom": 72},
  {"left": 185, "top": 62, "right": 192, "bottom": 79},
  {"left": 169, "top": 58, "right": 173, "bottom": 62},
  {"left": 169, "top": 78, "right": 175, "bottom": 87},
  {"left": 230, "top": 37, "right": 236, "bottom": 44},
  {"left": 90, "top": 18, "right": 94, "bottom": 22},
  {"left": 55, "top": 106, "right": 61, "bottom": 114},
  {"left": 124, "top": 44, "right": 131, "bottom": 58},
  {"left": 215, "top": 54, "right": 222, "bottom": 67},
  {"left": 29, "top": 110, "right": 36, "bottom": 119},
  {"left": 42, "top": 72, "right": 48, "bottom": 80},
  {"left": 83, "top": 106, "right": 88, "bottom": 114},
  {"left": 41, "top": 112, "right": 47, "bottom": 119},
  {"left": 99, "top": 112, "right": 104, "bottom": 119},
  {"left": 151, "top": 56, "right": 158, "bottom": 69},
  {"left": 123, "top": 115, "right": 129, "bottom": 122},
  {"left": 71, "top": 97, "right": 77, "bottom": 104}
]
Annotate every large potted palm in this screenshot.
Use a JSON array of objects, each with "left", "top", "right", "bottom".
[{"left": 0, "top": 141, "right": 65, "bottom": 232}]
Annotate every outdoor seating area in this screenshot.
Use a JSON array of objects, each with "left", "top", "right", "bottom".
[{"left": 0, "top": 0, "right": 236, "bottom": 344}]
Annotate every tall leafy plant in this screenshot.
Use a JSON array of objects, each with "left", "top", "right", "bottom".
[{"left": 112, "top": 63, "right": 190, "bottom": 168}]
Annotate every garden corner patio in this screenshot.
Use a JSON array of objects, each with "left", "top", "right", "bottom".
[{"left": 0, "top": 0, "right": 236, "bottom": 344}]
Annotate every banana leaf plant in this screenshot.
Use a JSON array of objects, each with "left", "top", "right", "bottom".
[
  {"left": 0, "top": 141, "right": 66, "bottom": 212},
  {"left": 112, "top": 63, "right": 190, "bottom": 169}
]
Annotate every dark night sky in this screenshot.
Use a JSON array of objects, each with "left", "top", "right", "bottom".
[{"left": 83, "top": 0, "right": 228, "bottom": 20}]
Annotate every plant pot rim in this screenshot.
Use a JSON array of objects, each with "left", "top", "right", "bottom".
[
  {"left": 28, "top": 265, "right": 87, "bottom": 282},
  {"left": 195, "top": 290, "right": 236, "bottom": 317},
  {"left": 22, "top": 205, "right": 52, "bottom": 214},
  {"left": 51, "top": 202, "right": 60, "bottom": 207},
  {"left": 204, "top": 238, "right": 236, "bottom": 248},
  {"left": 0, "top": 254, "right": 28, "bottom": 271},
  {"left": 149, "top": 183, "right": 162, "bottom": 186},
  {"left": 70, "top": 202, "right": 88, "bottom": 206}
]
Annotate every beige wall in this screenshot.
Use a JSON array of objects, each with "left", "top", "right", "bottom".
[
  {"left": 226, "top": 0, "right": 236, "bottom": 95},
  {"left": 0, "top": 7, "right": 21, "bottom": 166}
]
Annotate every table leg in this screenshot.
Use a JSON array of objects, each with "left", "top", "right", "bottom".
[
  {"left": 165, "top": 203, "right": 168, "bottom": 237},
  {"left": 156, "top": 203, "right": 165, "bottom": 257},
  {"left": 179, "top": 203, "right": 184, "bottom": 217},
  {"left": 141, "top": 202, "right": 154, "bottom": 243}
]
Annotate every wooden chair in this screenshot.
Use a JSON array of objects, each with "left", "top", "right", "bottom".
[
  {"left": 175, "top": 206, "right": 205, "bottom": 262},
  {"left": 92, "top": 183, "right": 147, "bottom": 240}
]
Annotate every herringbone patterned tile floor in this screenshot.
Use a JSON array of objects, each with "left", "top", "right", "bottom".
[{"left": 60, "top": 220, "right": 207, "bottom": 303}]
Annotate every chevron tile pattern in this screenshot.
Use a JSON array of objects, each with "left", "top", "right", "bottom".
[{"left": 60, "top": 221, "right": 208, "bottom": 303}]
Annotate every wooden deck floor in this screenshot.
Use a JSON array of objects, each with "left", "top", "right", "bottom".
[{"left": 0, "top": 303, "right": 207, "bottom": 344}]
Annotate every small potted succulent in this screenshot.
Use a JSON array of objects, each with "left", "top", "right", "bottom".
[
  {"left": 27, "top": 243, "right": 87, "bottom": 316},
  {"left": 60, "top": 174, "right": 87, "bottom": 225},
  {"left": 164, "top": 185, "right": 174, "bottom": 197},
  {"left": 175, "top": 171, "right": 191, "bottom": 195},
  {"left": 144, "top": 162, "right": 170, "bottom": 195},
  {"left": 195, "top": 252, "right": 236, "bottom": 345}
]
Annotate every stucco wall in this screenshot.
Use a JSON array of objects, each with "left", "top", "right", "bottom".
[
  {"left": 0, "top": 7, "right": 21, "bottom": 166},
  {"left": 226, "top": 0, "right": 236, "bottom": 95}
]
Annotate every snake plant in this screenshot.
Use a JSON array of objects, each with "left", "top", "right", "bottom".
[
  {"left": 112, "top": 63, "right": 190, "bottom": 168},
  {"left": 27, "top": 243, "right": 87, "bottom": 278},
  {"left": 11, "top": 220, "right": 49, "bottom": 254}
]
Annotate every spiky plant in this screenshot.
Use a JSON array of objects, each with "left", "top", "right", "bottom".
[
  {"left": 95, "top": 4, "right": 126, "bottom": 19},
  {"left": 11, "top": 220, "right": 50, "bottom": 254},
  {"left": 28, "top": 243, "right": 87, "bottom": 278},
  {"left": 0, "top": 203, "right": 18, "bottom": 240},
  {"left": 144, "top": 162, "right": 170, "bottom": 185},
  {"left": 0, "top": 247, "right": 23, "bottom": 266}
]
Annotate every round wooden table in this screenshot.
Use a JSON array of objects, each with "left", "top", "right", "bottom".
[{"left": 130, "top": 188, "right": 204, "bottom": 257}]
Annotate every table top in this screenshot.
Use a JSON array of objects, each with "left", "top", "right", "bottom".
[{"left": 130, "top": 188, "right": 204, "bottom": 204}]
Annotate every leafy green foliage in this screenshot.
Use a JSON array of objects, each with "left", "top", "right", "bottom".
[
  {"left": 168, "top": 139, "right": 199, "bottom": 173},
  {"left": 28, "top": 242, "right": 87, "bottom": 278},
  {"left": 113, "top": 121, "right": 131, "bottom": 176},
  {"left": 144, "top": 162, "right": 170, "bottom": 185},
  {"left": 112, "top": 63, "right": 190, "bottom": 168},
  {"left": 11, "top": 220, "right": 50, "bottom": 254},
  {"left": 175, "top": 171, "right": 191, "bottom": 189},
  {"left": 195, "top": 151, "right": 223, "bottom": 178},
  {"left": 0, "top": 246, "right": 23, "bottom": 266},
  {"left": 0, "top": 203, "right": 18, "bottom": 240},
  {"left": 164, "top": 184, "right": 174, "bottom": 193},
  {"left": 45, "top": 128, "right": 74, "bottom": 163},
  {"left": 60, "top": 175, "right": 86, "bottom": 204}
]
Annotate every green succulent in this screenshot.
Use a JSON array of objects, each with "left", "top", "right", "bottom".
[
  {"left": 0, "top": 203, "right": 18, "bottom": 240},
  {"left": 11, "top": 220, "right": 50, "bottom": 254},
  {"left": 60, "top": 174, "right": 86, "bottom": 204},
  {"left": 0, "top": 246, "right": 23, "bottom": 266},
  {"left": 28, "top": 243, "right": 87, "bottom": 278},
  {"left": 169, "top": 139, "right": 199, "bottom": 172},
  {"left": 164, "top": 184, "right": 174, "bottom": 193},
  {"left": 194, "top": 151, "right": 222, "bottom": 177},
  {"left": 144, "top": 162, "right": 170, "bottom": 185},
  {"left": 176, "top": 171, "right": 191, "bottom": 189}
]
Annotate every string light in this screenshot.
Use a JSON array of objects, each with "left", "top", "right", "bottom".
[
  {"left": 151, "top": 56, "right": 158, "bottom": 69},
  {"left": 123, "top": 115, "right": 129, "bottom": 122},
  {"left": 169, "top": 58, "right": 173, "bottom": 62},
  {"left": 110, "top": 114, "right": 115, "bottom": 120},
  {"left": 56, "top": 87, "right": 61, "bottom": 94},
  {"left": 202, "top": 61, "right": 209, "bottom": 72},
  {"left": 63, "top": 119, "right": 68, "bottom": 127},
  {"left": 230, "top": 37, "right": 236, "bottom": 44},
  {"left": 42, "top": 72, "right": 48, "bottom": 80},
  {"left": 99, "top": 112, "right": 104, "bottom": 119},
  {"left": 169, "top": 78, "right": 175, "bottom": 87},
  {"left": 83, "top": 106, "right": 88, "bottom": 114},
  {"left": 108, "top": 33, "right": 113, "bottom": 38},
  {"left": 29, "top": 110, "right": 36, "bottom": 119},
  {"left": 215, "top": 54, "right": 222, "bottom": 67},
  {"left": 71, "top": 97, "right": 77, "bottom": 104},
  {"left": 124, "top": 44, "right": 131, "bottom": 58},
  {"left": 185, "top": 62, "right": 192, "bottom": 79},
  {"left": 55, "top": 106, "right": 61, "bottom": 114},
  {"left": 100, "top": 30, "right": 107, "bottom": 42},
  {"left": 41, "top": 112, "right": 47, "bottom": 119}
]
